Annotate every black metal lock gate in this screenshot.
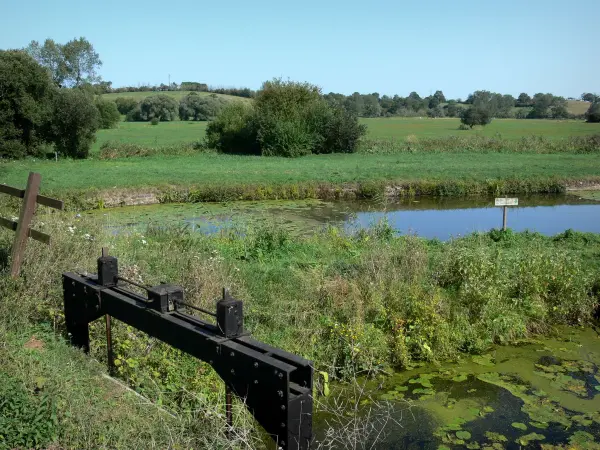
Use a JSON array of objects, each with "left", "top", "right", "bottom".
[{"left": 63, "top": 250, "right": 313, "bottom": 449}]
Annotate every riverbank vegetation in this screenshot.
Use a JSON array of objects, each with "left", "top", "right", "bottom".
[{"left": 0, "top": 209, "right": 599, "bottom": 446}]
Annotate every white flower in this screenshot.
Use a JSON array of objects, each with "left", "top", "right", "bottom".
[
  {"left": 75, "top": 213, "right": 81, "bottom": 218},
  {"left": 11, "top": 216, "right": 18, "bottom": 221},
  {"left": 141, "top": 239, "right": 147, "bottom": 245},
  {"left": 67, "top": 226, "right": 76, "bottom": 234}
]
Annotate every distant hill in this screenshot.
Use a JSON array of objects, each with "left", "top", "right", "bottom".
[
  {"left": 102, "top": 90, "right": 251, "bottom": 103},
  {"left": 567, "top": 100, "right": 590, "bottom": 115}
]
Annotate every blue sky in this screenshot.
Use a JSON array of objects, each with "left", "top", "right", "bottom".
[{"left": 1, "top": 0, "right": 598, "bottom": 99}]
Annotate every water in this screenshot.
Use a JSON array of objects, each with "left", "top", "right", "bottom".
[
  {"left": 88, "top": 193, "right": 600, "bottom": 240},
  {"left": 313, "top": 326, "right": 600, "bottom": 449}
]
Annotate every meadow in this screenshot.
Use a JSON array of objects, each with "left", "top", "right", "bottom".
[{"left": 91, "top": 118, "right": 600, "bottom": 153}]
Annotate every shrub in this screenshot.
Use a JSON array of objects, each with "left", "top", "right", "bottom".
[
  {"left": 150, "top": 117, "right": 159, "bottom": 125},
  {"left": 114, "top": 97, "right": 138, "bottom": 115},
  {"left": 95, "top": 98, "right": 120, "bottom": 129},
  {"left": 126, "top": 95, "right": 178, "bottom": 122},
  {"left": 46, "top": 88, "right": 100, "bottom": 158},
  {"left": 586, "top": 102, "right": 600, "bottom": 123},
  {"left": 205, "top": 102, "right": 259, "bottom": 154},
  {"left": 207, "top": 78, "right": 366, "bottom": 157},
  {"left": 179, "top": 93, "right": 227, "bottom": 121}
]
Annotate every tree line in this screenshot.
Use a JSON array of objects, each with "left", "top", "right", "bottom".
[
  {"left": 1, "top": 39, "right": 121, "bottom": 159},
  {"left": 323, "top": 90, "right": 587, "bottom": 120}
]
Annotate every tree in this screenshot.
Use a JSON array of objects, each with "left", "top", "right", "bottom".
[
  {"left": 47, "top": 88, "right": 100, "bottom": 158},
  {"left": 586, "top": 102, "right": 600, "bottom": 123},
  {"left": 362, "top": 94, "right": 381, "bottom": 117},
  {"left": 26, "top": 37, "right": 102, "bottom": 87},
  {"left": 127, "top": 95, "right": 179, "bottom": 121},
  {"left": 582, "top": 93, "right": 598, "bottom": 103},
  {"left": 460, "top": 107, "right": 492, "bottom": 128},
  {"left": 444, "top": 101, "right": 459, "bottom": 117},
  {"left": 95, "top": 98, "right": 120, "bottom": 128},
  {"left": 433, "top": 90, "right": 446, "bottom": 103},
  {"left": 427, "top": 105, "right": 444, "bottom": 118},
  {"left": 179, "top": 93, "right": 227, "bottom": 121},
  {"left": 516, "top": 93, "right": 532, "bottom": 107},
  {"left": 551, "top": 104, "right": 569, "bottom": 119},
  {"left": 114, "top": 97, "right": 138, "bottom": 115},
  {"left": 0, "top": 50, "right": 56, "bottom": 158}
]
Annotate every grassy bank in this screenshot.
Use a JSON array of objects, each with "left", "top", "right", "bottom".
[
  {"left": 2, "top": 152, "right": 600, "bottom": 209},
  {"left": 1, "top": 210, "right": 599, "bottom": 447}
]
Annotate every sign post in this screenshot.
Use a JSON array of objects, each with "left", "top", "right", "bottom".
[{"left": 494, "top": 197, "right": 518, "bottom": 231}]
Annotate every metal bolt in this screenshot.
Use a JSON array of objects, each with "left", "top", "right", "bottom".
[
  {"left": 278, "top": 372, "right": 283, "bottom": 379},
  {"left": 71, "top": 281, "right": 75, "bottom": 286},
  {"left": 230, "top": 351, "right": 234, "bottom": 357},
  {"left": 254, "top": 380, "right": 258, "bottom": 384},
  {"left": 209, "top": 360, "right": 213, "bottom": 365},
  {"left": 231, "top": 369, "right": 235, "bottom": 375},
  {"left": 278, "top": 390, "right": 283, "bottom": 398},
  {"left": 254, "top": 362, "right": 259, "bottom": 368},
  {"left": 280, "top": 422, "right": 285, "bottom": 428},
  {"left": 281, "top": 441, "right": 285, "bottom": 447},
  {"left": 72, "top": 293, "right": 75, "bottom": 297},
  {"left": 281, "top": 405, "right": 286, "bottom": 410}
]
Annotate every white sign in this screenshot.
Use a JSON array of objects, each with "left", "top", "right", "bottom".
[{"left": 495, "top": 198, "right": 518, "bottom": 206}]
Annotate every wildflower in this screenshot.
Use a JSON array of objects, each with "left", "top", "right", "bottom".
[
  {"left": 141, "top": 239, "right": 147, "bottom": 245},
  {"left": 68, "top": 226, "right": 76, "bottom": 234}
]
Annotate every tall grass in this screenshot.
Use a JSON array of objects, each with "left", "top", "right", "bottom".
[{"left": 358, "top": 134, "right": 600, "bottom": 154}]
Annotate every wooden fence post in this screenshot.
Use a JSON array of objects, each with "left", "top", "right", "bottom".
[{"left": 10, "top": 173, "right": 42, "bottom": 277}]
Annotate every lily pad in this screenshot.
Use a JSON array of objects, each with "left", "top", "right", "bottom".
[
  {"left": 473, "top": 355, "right": 495, "bottom": 367},
  {"left": 529, "top": 421, "right": 548, "bottom": 429},
  {"left": 516, "top": 432, "right": 545, "bottom": 446},
  {"left": 456, "top": 431, "right": 471, "bottom": 440},
  {"left": 452, "top": 373, "right": 468, "bottom": 382},
  {"left": 569, "top": 431, "right": 596, "bottom": 445},
  {"left": 484, "top": 432, "right": 507, "bottom": 442},
  {"left": 483, "top": 406, "right": 494, "bottom": 413},
  {"left": 511, "top": 422, "right": 527, "bottom": 431}
]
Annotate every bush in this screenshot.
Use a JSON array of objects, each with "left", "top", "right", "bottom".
[
  {"left": 46, "top": 88, "right": 100, "bottom": 158},
  {"left": 461, "top": 107, "right": 492, "bottom": 128},
  {"left": 150, "top": 117, "right": 159, "bottom": 125},
  {"left": 114, "top": 97, "right": 138, "bottom": 115},
  {"left": 95, "top": 98, "right": 120, "bottom": 129},
  {"left": 126, "top": 95, "right": 178, "bottom": 122},
  {"left": 205, "top": 102, "right": 259, "bottom": 155},
  {"left": 179, "top": 93, "right": 227, "bottom": 121},
  {"left": 206, "top": 78, "right": 366, "bottom": 157},
  {"left": 586, "top": 102, "right": 600, "bottom": 123}
]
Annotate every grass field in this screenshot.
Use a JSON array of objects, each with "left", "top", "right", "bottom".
[
  {"left": 3, "top": 152, "right": 600, "bottom": 194},
  {"left": 364, "top": 118, "right": 599, "bottom": 140},
  {"left": 93, "top": 121, "right": 207, "bottom": 152},
  {"left": 92, "top": 118, "right": 600, "bottom": 153}
]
